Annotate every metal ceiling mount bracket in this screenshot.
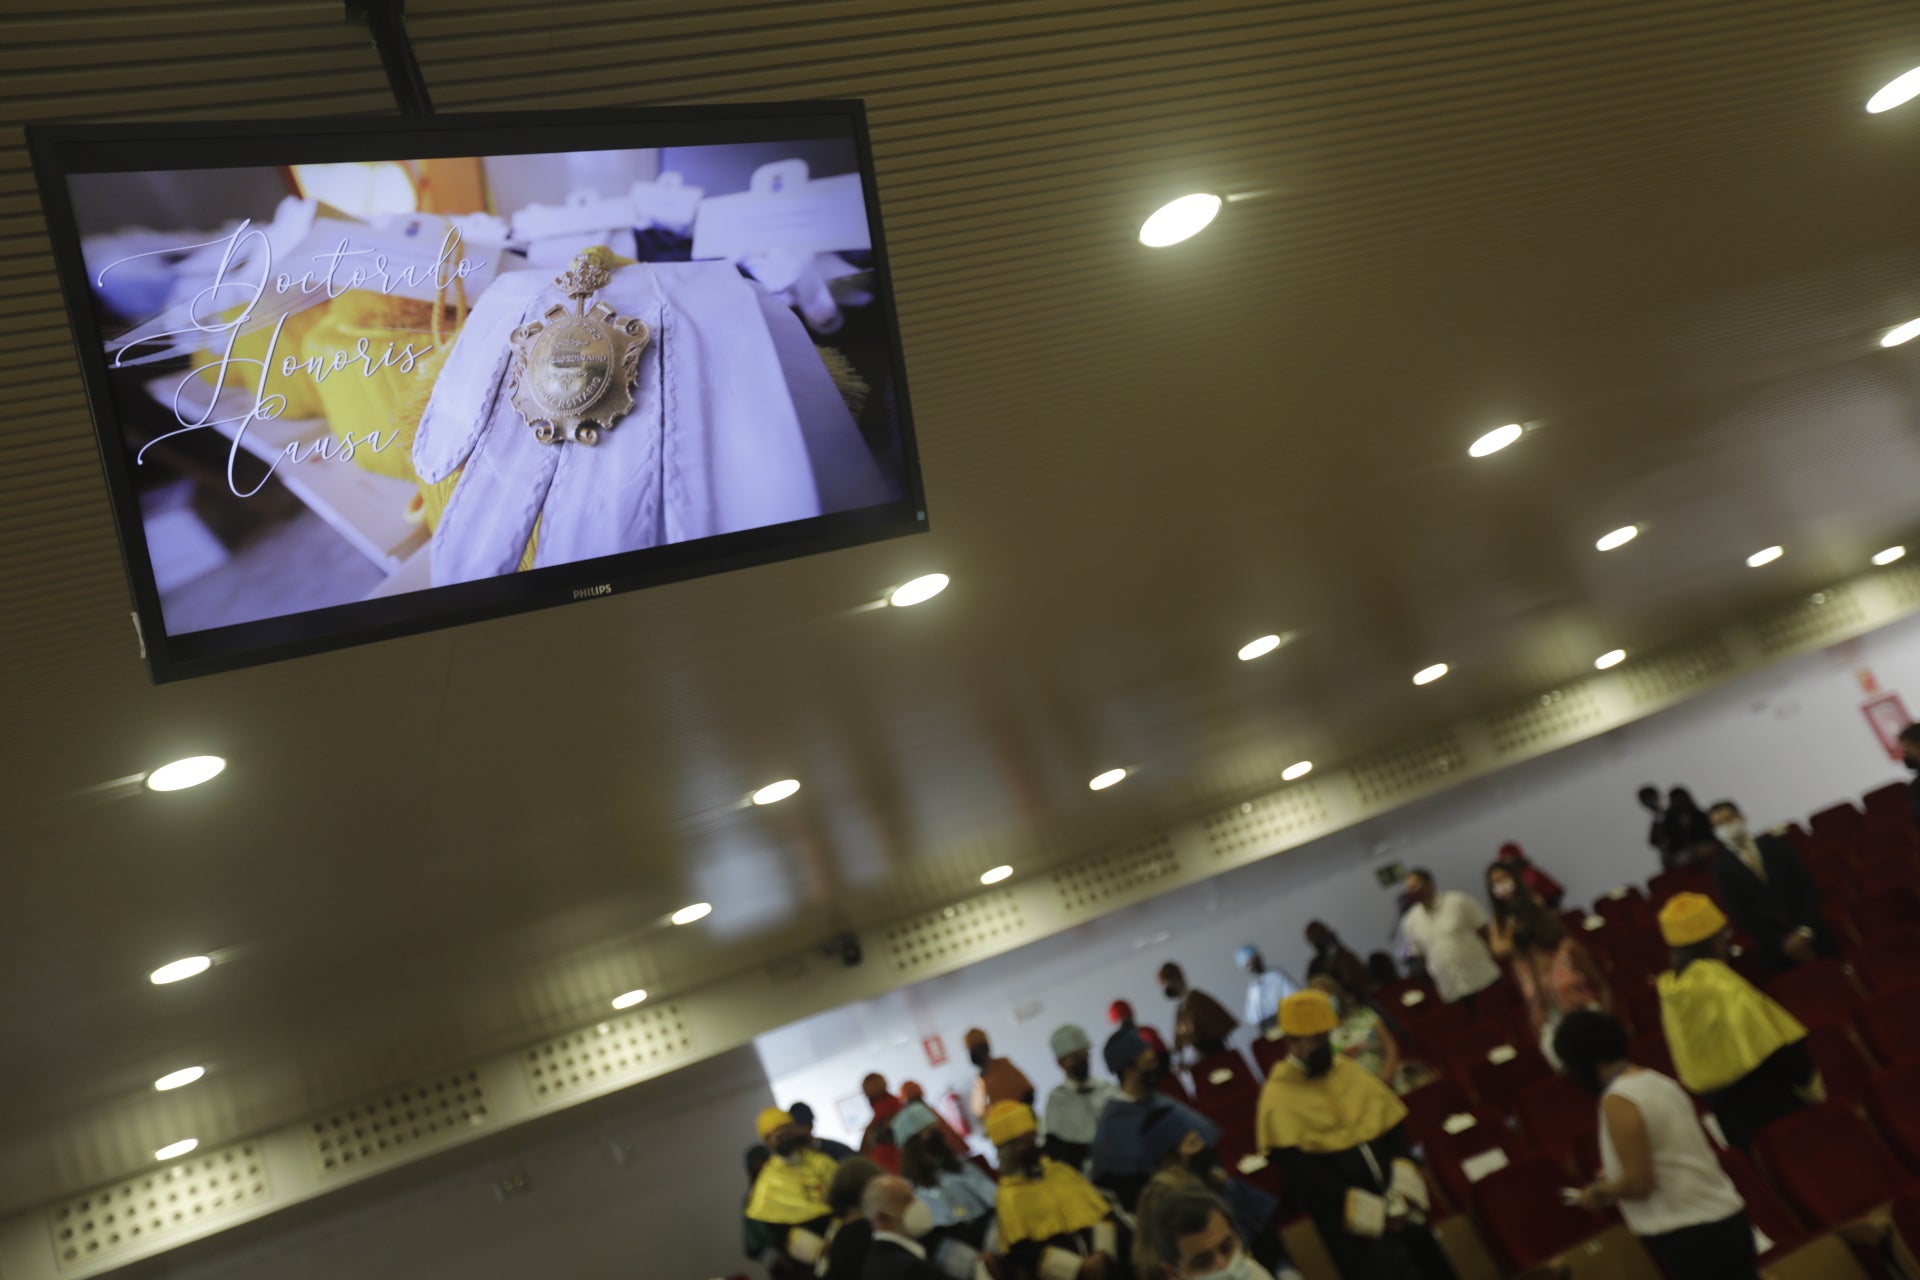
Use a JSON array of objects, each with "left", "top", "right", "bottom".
[{"left": 344, "top": 0, "right": 434, "bottom": 115}]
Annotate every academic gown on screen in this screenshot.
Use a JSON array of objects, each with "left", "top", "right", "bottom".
[{"left": 414, "top": 260, "right": 894, "bottom": 586}]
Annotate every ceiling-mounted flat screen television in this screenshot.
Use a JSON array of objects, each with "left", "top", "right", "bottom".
[{"left": 29, "top": 102, "right": 924, "bottom": 682}]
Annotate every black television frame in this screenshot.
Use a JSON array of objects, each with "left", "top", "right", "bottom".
[{"left": 27, "top": 100, "right": 926, "bottom": 683}]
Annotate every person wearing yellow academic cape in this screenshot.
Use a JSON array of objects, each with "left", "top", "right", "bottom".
[
  {"left": 745, "top": 1106, "right": 843, "bottom": 1279},
  {"left": 1256, "top": 991, "right": 1457, "bottom": 1280},
  {"left": 1656, "top": 893, "right": 1824, "bottom": 1151},
  {"left": 985, "top": 1101, "right": 1122, "bottom": 1280}
]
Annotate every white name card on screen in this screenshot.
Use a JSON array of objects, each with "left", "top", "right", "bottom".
[
  {"left": 1460, "top": 1149, "right": 1510, "bottom": 1183},
  {"left": 1486, "top": 1044, "right": 1518, "bottom": 1065},
  {"left": 694, "top": 160, "right": 871, "bottom": 260}
]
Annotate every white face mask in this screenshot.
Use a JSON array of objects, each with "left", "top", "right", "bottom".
[
  {"left": 1181, "top": 1249, "right": 1253, "bottom": 1280},
  {"left": 1491, "top": 881, "right": 1515, "bottom": 901},
  {"left": 1715, "top": 819, "right": 1749, "bottom": 846},
  {"left": 901, "top": 1198, "right": 935, "bottom": 1239}
]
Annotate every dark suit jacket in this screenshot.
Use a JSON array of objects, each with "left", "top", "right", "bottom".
[
  {"left": 861, "top": 1237, "right": 949, "bottom": 1280},
  {"left": 1712, "top": 837, "right": 1826, "bottom": 970}
]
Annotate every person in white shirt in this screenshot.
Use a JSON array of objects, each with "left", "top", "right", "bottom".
[
  {"left": 1042, "top": 1024, "right": 1120, "bottom": 1171},
  {"left": 1235, "top": 945, "right": 1300, "bottom": 1033},
  {"left": 1398, "top": 869, "right": 1501, "bottom": 1006},
  {"left": 1554, "top": 1011, "right": 1758, "bottom": 1280}
]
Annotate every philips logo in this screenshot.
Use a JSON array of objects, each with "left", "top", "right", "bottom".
[{"left": 572, "top": 583, "right": 612, "bottom": 600}]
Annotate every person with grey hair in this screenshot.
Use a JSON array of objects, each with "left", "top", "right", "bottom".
[
  {"left": 859, "top": 1174, "right": 947, "bottom": 1280},
  {"left": 1042, "top": 1023, "right": 1119, "bottom": 1170},
  {"left": 1138, "top": 1183, "right": 1284, "bottom": 1280}
]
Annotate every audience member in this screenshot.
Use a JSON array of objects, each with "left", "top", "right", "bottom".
[
  {"left": 1639, "top": 785, "right": 1678, "bottom": 869},
  {"left": 1158, "top": 962, "right": 1238, "bottom": 1059},
  {"left": 822, "top": 1157, "right": 887, "bottom": 1280},
  {"left": 1398, "top": 868, "right": 1501, "bottom": 1008},
  {"left": 1137, "top": 1182, "right": 1298, "bottom": 1280},
  {"left": 1664, "top": 788, "right": 1720, "bottom": 868},
  {"left": 744, "top": 1107, "right": 840, "bottom": 1278},
  {"left": 860, "top": 1174, "right": 949, "bottom": 1280},
  {"left": 1656, "top": 894, "right": 1823, "bottom": 1150},
  {"left": 1902, "top": 723, "right": 1920, "bottom": 826},
  {"left": 1304, "top": 920, "right": 1373, "bottom": 997},
  {"left": 966, "top": 1028, "right": 1037, "bottom": 1122},
  {"left": 1107, "top": 1000, "right": 1170, "bottom": 1062},
  {"left": 893, "top": 1101, "right": 1000, "bottom": 1272},
  {"left": 1511, "top": 909, "right": 1610, "bottom": 1064},
  {"left": 1483, "top": 860, "right": 1541, "bottom": 961},
  {"left": 1553, "top": 1011, "right": 1759, "bottom": 1280},
  {"left": 1235, "top": 944, "right": 1300, "bottom": 1034},
  {"left": 1496, "top": 840, "right": 1565, "bottom": 907},
  {"left": 862, "top": 1086, "right": 907, "bottom": 1174},
  {"left": 1041, "top": 1023, "right": 1119, "bottom": 1171},
  {"left": 985, "top": 1101, "right": 1119, "bottom": 1280},
  {"left": 1365, "top": 951, "right": 1401, "bottom": 989},
  {"left": 898, "top": 1082, "right": 972, "bottom": 1157},
  {"left": 792, "top": 1101, "right": 857, "bottom": 1161},
  {"left": 1256, "top": 992, "right": 1456, "bottom": 1279},
  {"left": 1310, "top": 975, "right": 1431, "bottom": 1095},
  {"left": 1707, "top": 799, "right": 1831, "bottom": 973}
]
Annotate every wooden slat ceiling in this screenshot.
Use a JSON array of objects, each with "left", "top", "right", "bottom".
[{"left": 1, "top": 0, "right": 1918, "bottom": 1221}]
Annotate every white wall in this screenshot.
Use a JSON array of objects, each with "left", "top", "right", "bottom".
[{"left": 758, "top": 616, "right": 1920, "bottom": 1149}]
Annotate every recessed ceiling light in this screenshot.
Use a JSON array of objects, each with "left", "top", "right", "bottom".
[
  {"left": 670, "top": 902, "right": 712, "bottom": 925},
  {"left": 1412, "top": 663, "right": 1449, "bottom": 686},
  {"left": 154, "top": 1066, "right": 206, "bottom": 1092},
  {"left": 1139, "top": 194, "right": 1222, "bottom": 248},
  {"left": 751, "top": 779, "right": 801, "bottom": 806},
  {"left": 887, "top": 574, "right": 949, "bottom": 607},
  {"left": 1874, "top": 545, "right": 1907, "bottom": 566},
  {"left": 154, "top": 1139, "right": 199, "bottom": 1162},
  {"left": 1594, "top": 649, "right": 1627, "bottom": 670},
  {"left": 1237, "top": 634, "right": 1282, "bottom": 662},
  {"left": 1595, "top": 525, "right": 1639, "bottom": 552},
  {"left": 145, "top": 756, "right": 225, "bottom": 792},
  {"left": 1883, "top": 317, "right": 1920, "bottom": 349},
  {"left": 1089, "top": 768, "right": 1128, "bottom": 791},
  {"left": 1282, "top": 760, "right": 1313, "bottom": 781},
  {"left": 611, "top": 989, "right": 648, "bottom": 1010},
  {"left": 980, "top": 865, "right": 1013, "bottom": 885},
  {"left": 1867, "top": 66, "right": 1920, "bottom": 113},
  {"left": 149, "top": 956, "right": 211, "bottom": 985},
  {"left": 1746, "top": 546, "right": 1784, "bottom": 568},
  {"left": 1468, "top": 424, "right": 1523, "bottom": 458}
]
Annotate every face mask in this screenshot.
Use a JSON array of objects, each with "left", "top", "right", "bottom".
[
  {"left": 1491, "top": 881, "right": 1515, "bottom": 901},
  {"left": 1065, "top": 1059, "right": 1090, "bottom": 1082},
  {"left": 1714, "top": 820, "right": 1749, "bottom": 845},
  {"left": 1182, "top": 1247, "right": 1253, "bottom": 1280},
  {"left": 1141, "top": 1061, "right": 1165, "bottom": 1088},
  {"left": 775, "top": 1136, "right": 806, "bottom": 1159},
  {"left": 901, "top": 1198, "right": 935, "bottom": 1239},
  {"left": 969, "top": 1044, "right": 992, "bottom": 1069},
  {"left": 1303, "top": 1044, "right": 1335, "bottom": 1078},
  {"left": 1163, "top": 984, "right": 1183, "bottom": 1000}
]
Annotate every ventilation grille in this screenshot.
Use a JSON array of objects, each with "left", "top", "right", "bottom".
[
  {"left": 1053, "top": 836, "right": 1180, "bottom": 915},
  {"left": 885, "top": 890, "right": 1027, "bottom": 976},
  {"left": 309, "top": 1069, "right": 489, "bottom": 1177},
  {"left": 49, "top": 1144, "right": 268, "bottom": 1271},
  {"left": 1202, "top": 783, "right": 1329, "bottom": 858},
  {"left": 1484, "top": 685, "right": 1605, "bottom": 755},
  {"left": 1622, "top": 636, "right": 1735, "bottom": 706},
  {"left": 1350, "top": 732, "right": 1467, "bottom": 806},
  {"left": 1751, "top": 586, "right": 1866, "bottom": 655},
  {"left": 523, "top": 1003, "right": 692, "bottom": 1104}
]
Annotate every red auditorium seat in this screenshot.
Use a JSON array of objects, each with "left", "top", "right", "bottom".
[
  {"left": 1155, "top": 1069, "right": 1195, "bottom": 1106},
  {"left": 1469, "top": 1042, "right": 1552, "bottom": 1111},
  {"left": 1422, "top": 1109, "right": 1530, "bottom": 1212},
  {"left": 1594, "top": 887, "right": 1652, "bottom": 930},
  {"left": 1753, "top": 1102, "right": 1920, "bottom": 1229},
  {"left": 1472, "top": 978, "right": 1523, "bottom": 1027},
  {"left": 1515, "top": 1074, "right": 1597, "bottom": 1171},
  {"left": 1784, "top": 822, "right": 1813, "bottom": 852},
  {"left": 1810, "top": 802, "right": 1868, "bottom": 845},
  {"left": 1861, "top": 985, "right": 1920, "bottom": 1067},
  {"left": 1804, "top": 1023, "right": 1876, "bottom": 1108},
  {"left": 1249, "top": 1033, "right": 1288, "bottom": 1077},
  {"left": 1627, "top": 1031, "right": 1676, "bottom": 1082},
  {"left": 1864, "top": 781, "right": 1913, "bottom": 827},
  {"left": 1849, "top": 885, "right": 1920, "bottom": 945},
  {"left": 1622, "top": 982, "right": 1664, "bottom": 1039},
  {"left": 1858, "top": 933, "right": 1920, "bottom": 993},
  {"left": 1394, "top": 999, "right": 1472, "bottom": 1051},
  {"left": 1718, "top": 1148, "right": 1809, "bottom": 1266},
  {"left": 1439, "top": 1025, "right": 1526, "bottom": 1092},
  {"left": 1471, "top": 1152, "right": 1609, "bottom": 1269},
  {"left": 1212, "top": 1112, "right": 1283, "bottom": 1201},
  {"left": 1861, "top": 862, "right": 1920, "bottom": 896},
  {"left": 1765, "top": 959, "right": 1862, "bottom": 1033},
  {"left": 1865, "top": 1062, "right": 1920, "bottom": 1172},
  {"left": 1896, "top": 1190, "right": 1920, "bottom": 1280},
  {"left": 1189, "top": 1050, "right": 1261, "bottom": 1112},
  {"left": 1401, "top": 1077, "right": 1473, "bottom": 1142}
]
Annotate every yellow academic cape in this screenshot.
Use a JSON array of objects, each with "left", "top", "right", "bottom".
[
  {"left": 995, "top": 1157, "right": 1111, "bottom": 1247},
  {"left": 1257, "top": 1056, "right": 1408, "bottom": 1154},
  {"left": 745, "top": 1148, "right": 838, "bottom": 1224},
  {"left": 1659, "top": 958, "right": 1808, "bottom": 1094}
]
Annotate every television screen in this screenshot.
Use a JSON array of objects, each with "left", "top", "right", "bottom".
[{"left": 29, "top": 103, "right": 924, "bottom": 682}]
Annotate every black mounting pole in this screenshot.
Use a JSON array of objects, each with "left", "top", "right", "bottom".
[{"left": 345, "top": 0, "right": 434, "bottom": 115}]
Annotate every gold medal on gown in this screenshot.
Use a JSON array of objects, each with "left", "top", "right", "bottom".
[{"left": 505, "top": 252, "right": 649, "bottom": 446}]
